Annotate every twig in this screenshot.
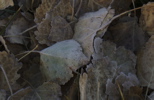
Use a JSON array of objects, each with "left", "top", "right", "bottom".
[
  {"left": 116, "top": 80, "right": 125, "bottom": 100},
  {"left": 0, "top": 65, "right": 13, "bottom": 95},
  {"left": 75, "top": 0, "right": 82, "bottom": 16},
  {"left": 18, "top": 44, "right": 38, "bottom": 61}
]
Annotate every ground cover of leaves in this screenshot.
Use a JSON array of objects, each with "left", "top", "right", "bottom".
[{"left": 0, "top": 0, "right": 154, "bottom": 100}]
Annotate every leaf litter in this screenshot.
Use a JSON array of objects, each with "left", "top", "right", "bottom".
[{"left": 0, "top": 0, "right": 154, "bottom": 100}]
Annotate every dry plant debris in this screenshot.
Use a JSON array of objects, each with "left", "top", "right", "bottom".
[
  {"left": 0, "top": 0, "right": 154, "bottom": 100},
  {"left": 0, "top": 0, "right": 14, "bottom": 10},
  {"left": 140, "top": 2, "right": 154, "bottom": 36}
]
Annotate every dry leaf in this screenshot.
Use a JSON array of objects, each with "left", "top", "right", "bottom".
[
  {"left": 140, "top": 2, "right": 154, "bottom": 36},
  {"left": 40, "top": 40, "right": 89, "bottom": 85},
  {"left": 0, "top": 0, "right": 14, "bottom": 10},
  {"left": 137, "top": 35, "right": 154, "bottom": 89},
  {"left": 0, "top": 51, "right": 22, "bottom": 91},
  {"left": 8, "top": 87, "right": 32, "bottom": 100},
  {"left": 84, "top": 39, "right": 137, "bottom": 100},
  {"left": 106, "top": 73, "right": 140, "bottom": 100},
  {"left": 34, "top": 0, "right": 72, "bottom": 23},
  {"left": 21, "top": 82, "right": 61, "bottom": 100},
  {"left": 73, "top": 8, "right": 114, "bottom": 59},
  {"left": 35, "top": 14, "right": 73, "bottom": 46},
  {"left": 107, "top": 16, "right": 146, "bottom": 52},
  {"left": 5, "top": 17, "right": 31, "bottom": 44}
]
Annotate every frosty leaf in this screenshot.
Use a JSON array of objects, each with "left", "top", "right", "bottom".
[
  {"left": 137, "top": 35, "right": 154, "bottom": 89},
  {"left": 40, "top": 40, "right": 89, "bottom": 85},
  {"left": 140, "top": 2, "right": 154, "bottom": 36},
  {"left": 7, "top": 87, "right": 32, "bottom": 100},
  {"left": 106, "top": 73, "right": 140, "bottom": 100},
  {"left": 0, "top": 51, "right": 22, "bottom": 91},
  {"left": 35, "top": 14, "right": 73, "bottom": 46},
  {"left": 34, "top": 0, "right": 56, "bottom": 23},
  {"left": 85, "top": 40, "right": 137, "bottom": 100},
  {"left": 0, "top": 0, "right": 14, "bottom": 10},
  {"left": 5, "top": 17, "right": 31, "bottom": 44},
  {"left": 73, "top": 8, "right": 114, "bottom": 58},
  {"left": 93, "top": 39, "right": 136, "bottom": 75},
  {"left": 8, "top": 83, "right": 61, "bottom": 100},
  {"left": 34, "top": 0, "right": 72, "bottom": 23},
  {"left": 85, "top": 58, "right": 116, "bottom": 100}
]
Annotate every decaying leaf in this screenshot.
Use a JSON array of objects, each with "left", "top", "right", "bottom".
[
  {"left": 0, "top": 0, "right": 14, "bottom": 10},
  {"left": 106, "top": 16, "right": 146, "bottom": 52},
  {"left": 40, "top": 40, "right": 89, "bottom": 85},
  {"left": 140, "top": 2, "right": 154, "bottom": 36},
  {"left": 34, "top": 0, "right": 72, "bottom": 23},
  {"left": 73, "top": 8, "right": 114, "bottom": 58},
  {"left": 137, "top": 35, "right": 154, "bottom": 89},
  {"left": 8, "top": 83, "right": 61, "bottom": 100},
  {"left": 5, "top": 17, "right": 31, "bottom": 44},
  {"left": 34, "top": 0, "right": 56, "bottom": 23},
  {"left": 0, "top": 51, "right": 22, "bottom": 91},
  {"left": 7, "top": 87, "right": 32, "bottom": 100},
  {"left": 21, "top": 82, "right": 61, "bottom": 100},
  {"left": 106, "top": 73, "right": 140, "bottom": 100},
  {"left": 35, "top": 13, "right": 73, "bottom": 46},
  {"left": 83, "top": 38, "right": 137, "bottom": 100}
]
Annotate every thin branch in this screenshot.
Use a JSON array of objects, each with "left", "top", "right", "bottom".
[{"left": 0, "top": 65, "right": 13, "bottom": 95}]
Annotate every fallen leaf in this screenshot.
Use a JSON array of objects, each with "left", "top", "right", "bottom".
[
  {"left": 5, "top": 17, "right": 31, "bottom": 44},
  {"left": 107, "top": 16, "right": 146, "bottom": 52},
  {"left": 84, "top": 39, "right": 137, "bottom": 100},
  {"left": 7, "top": 87, "right": 32, "bottom": 100},
  {"left": 21, "top": 82, "right": 61, "bottom": 100},
  {"left": 106, "top": 72, "right": 140, "bottom": 100},
  {"left": 73, "top": 8, "right": 114, "bottom": 58},
  {"left": 34, "top": 0, "right": 72, "bottom": 23},
  {"left": 35, "top": 14, "right": 73, "bottom": 46},
  {"left": 0, "top": 51, "right": 22, "bottom": 91},
  {"left": 0, "top": 0, "right": 14, "bottom": 10},
  {"left": 140, "top": 2, "right": 154, "bottom": 36},
  {"left": 137, "top": 35, "right": 154, "bottom": 89},
  {"left": 40, "top": 40, "right": 89, "bottom": 85}
]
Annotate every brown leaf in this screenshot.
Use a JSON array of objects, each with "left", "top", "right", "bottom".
[
  {"left": 0, "top": 51, "right": 22, "bottom": 91},
  {"left": 137, "top": 35, "right": 154, "bottom": 89},
  {"left": 5, "top": 17, "right": 31, "bottom": 44},
  {"left": 73, "top": 8, "right": 114, "bottom": 58},
  {"left": 35, "top": 15, "right": 73, "bottom": 46},
  {"left": 140, "top": 2, "right": 154, "bottom": 36},
  {"left": 107, "top": 16, "right": 146, "bottom": 52},
  {"left": 34, "top": 0, "right": 72, "bottom": 23},
  {"left": 21, "top": 82, "right": 62, "bottom": 100},
  {"left": 0, "top": 0, "right": 14, "bottom": 10}
]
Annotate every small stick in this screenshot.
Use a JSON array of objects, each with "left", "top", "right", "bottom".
[{"left": 0, "top": 65, "right": 13, "bottom": 95}]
